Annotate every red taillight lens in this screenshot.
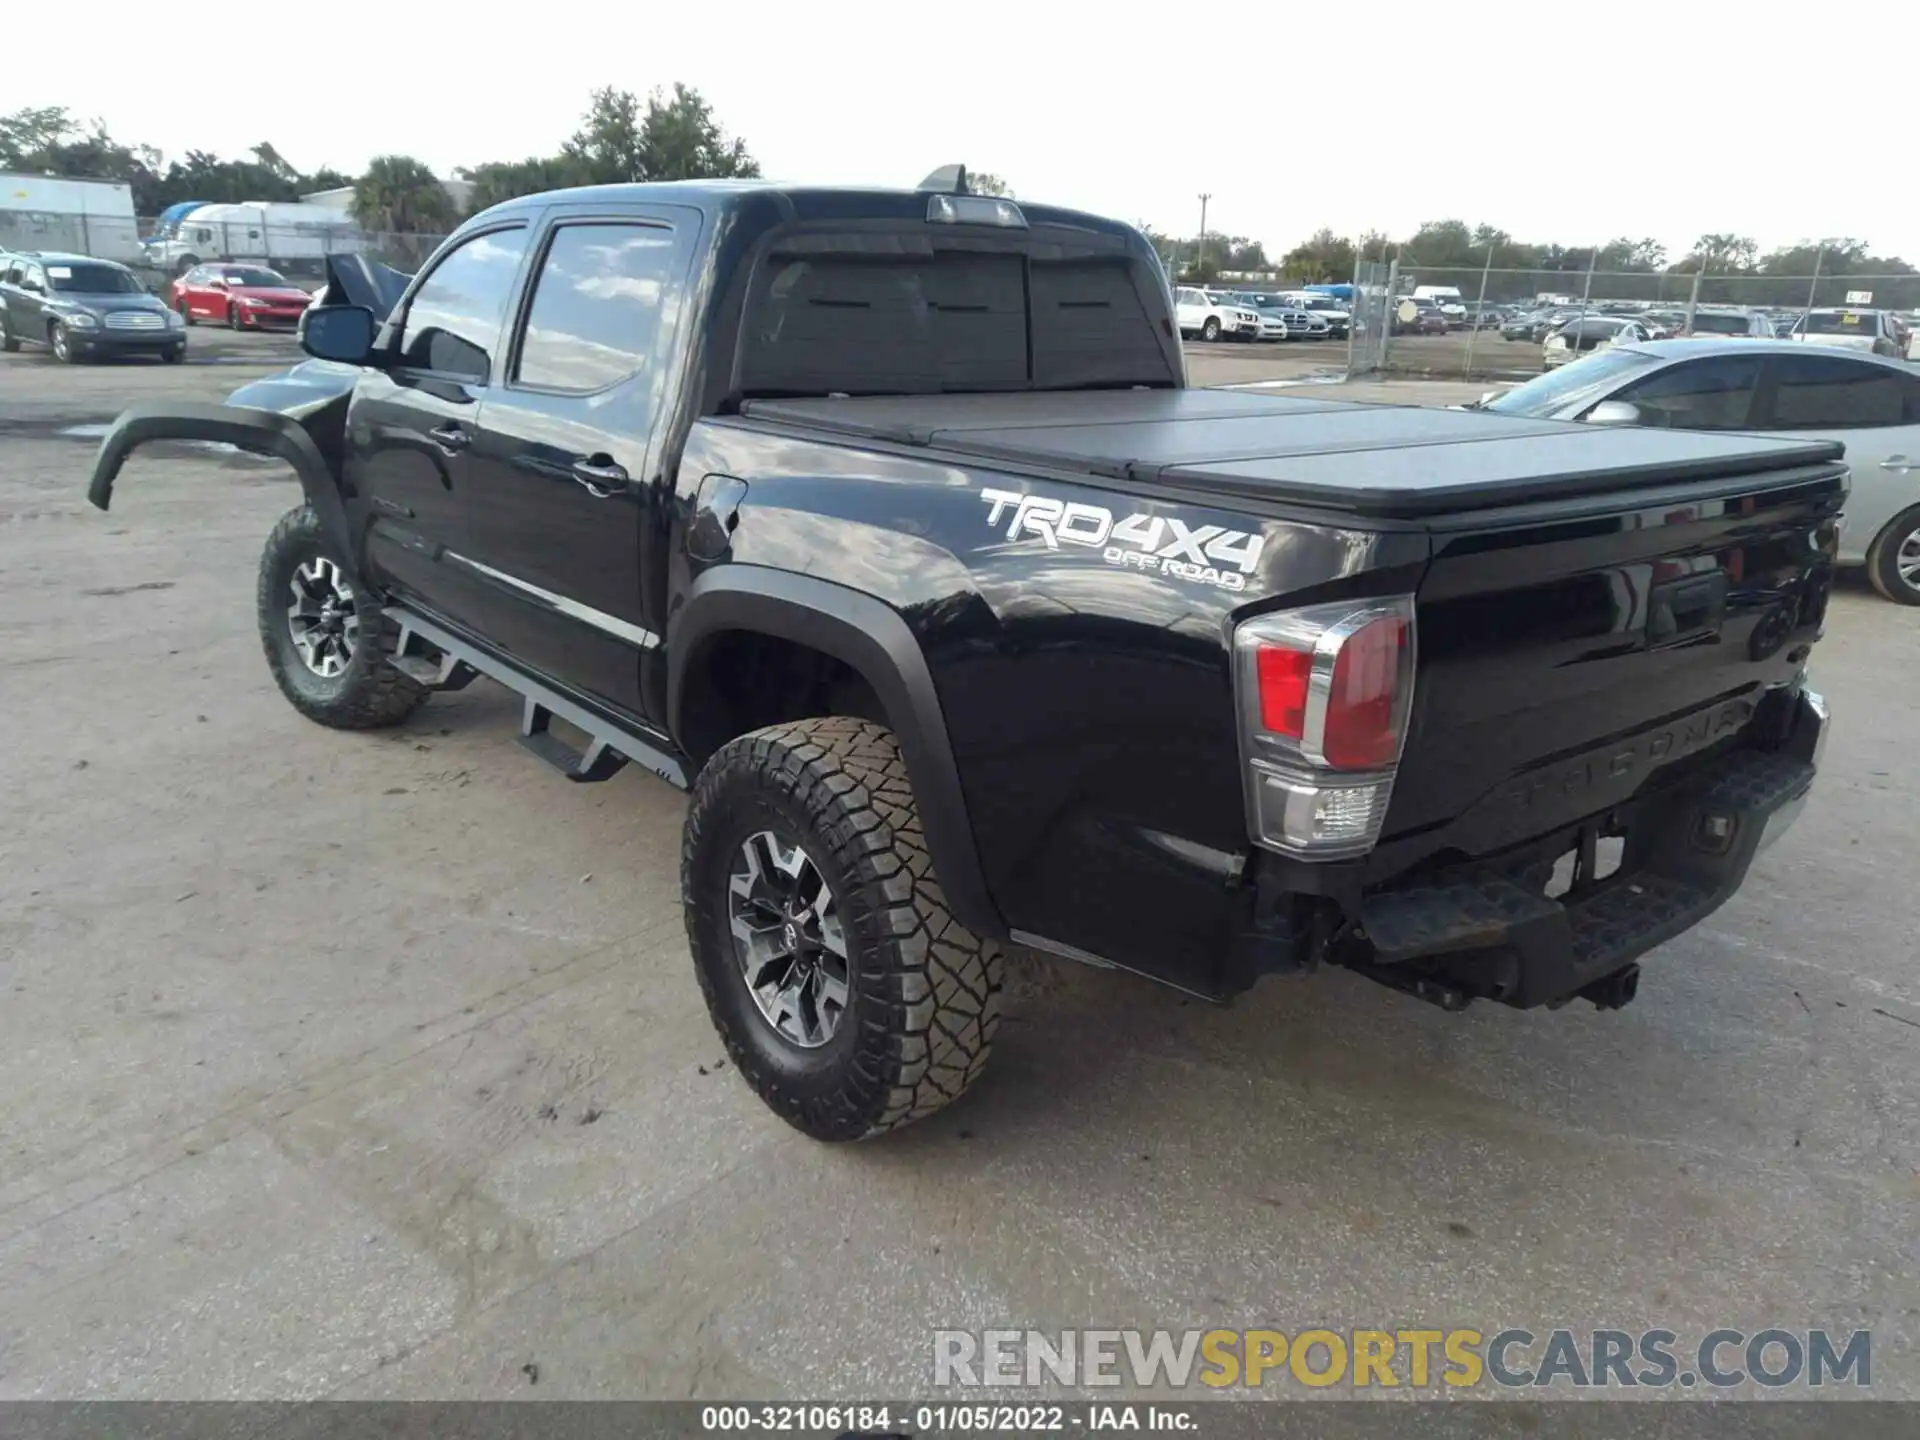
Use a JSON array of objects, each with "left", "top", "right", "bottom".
[
  {"left": 1323, "top": 615, "right": 1410, "bottom": 768},
  {"left": 1256, "top": 645, "right": 1312, "bottom": 738},
  {"left": 1234, "top": 597, "right": 1417, "bottom": 859}
]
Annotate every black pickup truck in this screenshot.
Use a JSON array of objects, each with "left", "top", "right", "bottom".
[{"left": 88, "top": 171, "right": 1838, "bottom": 1141}]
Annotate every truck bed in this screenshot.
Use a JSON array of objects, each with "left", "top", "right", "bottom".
[{"left": 737, "top": 390, "right": 1844, "bottom": 519}]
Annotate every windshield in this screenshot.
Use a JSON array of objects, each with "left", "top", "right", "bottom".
[
  {"left": 1802, "top": 311, "right": 1876, "bottom": 335},
  {"left": 221, "top": 268, "right": 288, "bottom": 287},
  {"left": 1482, "top": 346, "right": 1661, "bottom": 417},
  {"left": 1688, "top": 312, "right": 1750, "bottom": 335},
  {"left": 46, "top": 263, "right": 144, "bottom": 295}
]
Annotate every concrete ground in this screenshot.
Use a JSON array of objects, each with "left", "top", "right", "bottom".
[{"left": 1, "top": 336, "right": 1916, "bottom": 1403}]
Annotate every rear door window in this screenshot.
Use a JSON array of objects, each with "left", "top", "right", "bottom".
[
  {"left": 513, "top": 221, "right": 680, "bottom": 394},
  {"left": 396, "top": 226, "right": 529, "bottom": 382},
  {"left": 1762, "top": 355, "right": 1917, "bottom": 428}
]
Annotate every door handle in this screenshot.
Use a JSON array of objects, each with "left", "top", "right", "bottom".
[
  {"left": 570, "top": 456, "right": 631, "bottom": 497},
  {"left": 428, "top": 423, "right": 470, "bottom": 454}
]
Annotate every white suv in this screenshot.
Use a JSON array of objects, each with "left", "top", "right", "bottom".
[{"left": 1174, "top": 287, "right": 1260, "bottom": 342}]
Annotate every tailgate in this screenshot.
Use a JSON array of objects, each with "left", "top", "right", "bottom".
[{"left": 1381, "top": 460, "right": 1845, "bottom": 860}]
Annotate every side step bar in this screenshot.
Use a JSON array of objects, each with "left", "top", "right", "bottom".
[{"left": 391, "top": 608, "right": 689, "bottom": 789}]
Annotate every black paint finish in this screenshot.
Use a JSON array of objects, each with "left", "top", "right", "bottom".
[{"left": 89, "top": 179, "right": 1847, "bottom": 1003}]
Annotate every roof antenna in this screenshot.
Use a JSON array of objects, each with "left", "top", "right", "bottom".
[{"left": 916, "top": 164, "right": 970, "bottom": 195}]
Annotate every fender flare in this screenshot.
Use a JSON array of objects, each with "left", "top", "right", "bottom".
[
  {"left": 86, "top": 402, "right": 358, "bottom": 580},
  {"left": 667, "top": 566, "right": 1006, "bottom": 940}
]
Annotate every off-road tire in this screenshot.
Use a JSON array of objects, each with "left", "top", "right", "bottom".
[
  {"left": 1866, "top": 504, "right": 1920, "bottom": 606},
  {"left": 256, "top": 505, "right": 427, "bottom": 728},
  {"left": 682, "top": 717, "right": 1004, "bottom": 1141}
]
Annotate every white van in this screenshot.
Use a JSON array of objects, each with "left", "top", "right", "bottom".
[{"left": 1411, "top": 285, "right": 1467, "bottom": 324}]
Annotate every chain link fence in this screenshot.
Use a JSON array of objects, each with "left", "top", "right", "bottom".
[
  {"left": 1365, "top": 265, "right": 1920, "bottom": 380},
  {"left": 1, "top": 208, "right": 451, "bottom": 296}
]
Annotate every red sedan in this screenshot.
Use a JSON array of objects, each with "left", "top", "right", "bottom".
[{"left": 169, "top": 265, "right": 313, "bottom": 331}]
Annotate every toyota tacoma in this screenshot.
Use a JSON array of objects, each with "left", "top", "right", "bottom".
[{"left": 87, "top": 170, "right": 1839, "bottom": 1141}]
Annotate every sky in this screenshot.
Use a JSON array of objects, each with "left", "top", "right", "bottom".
[{"left": 27, "top": 1, "right": 1920, "bottom": 263}]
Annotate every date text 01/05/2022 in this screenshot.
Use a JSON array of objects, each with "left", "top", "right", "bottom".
[{"left": 699, "top": 1403, "right": 1197, "bottom": 1432}]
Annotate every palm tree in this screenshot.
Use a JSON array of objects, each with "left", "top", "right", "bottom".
[{"left": 351, "top": 155, "right": 457, "bottom": 237}]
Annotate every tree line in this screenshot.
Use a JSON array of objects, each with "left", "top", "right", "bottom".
[
  {"left": 0, "top": 85, "right": 762, "bottom": 235},
  {"left": 1164, "top": 219, "right": 1915, "bottom": 289},
  {"left": 10, "top": 103, "right": 1907, "bottom": 296}
]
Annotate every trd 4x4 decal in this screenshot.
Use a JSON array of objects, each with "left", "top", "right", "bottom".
[{"left": 979, "top": 488, "right": 1266, "bottom": 592}]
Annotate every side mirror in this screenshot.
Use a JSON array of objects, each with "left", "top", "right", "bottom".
[
  {"left": 300, "top": 304, "right": 377, "bottom": 364},
  {"left": 1584, "top": 400, "right": 1644, "bottom": 427}
]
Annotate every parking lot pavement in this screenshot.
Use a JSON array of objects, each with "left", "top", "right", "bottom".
[{"left": 1, "top": 360, "right": 1917, "bottom": 1402}]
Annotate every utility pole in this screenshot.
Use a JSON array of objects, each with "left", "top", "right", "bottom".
[
  {"left": 1197, "top": 193, "right": 1211, "bottom": 279},
  {"left": 1803, "top": 244, "right": 1824, "bottom": 325}
]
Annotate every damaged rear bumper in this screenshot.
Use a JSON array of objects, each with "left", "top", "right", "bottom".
[{"left": 1340, "top": 686, "right": 1826, "bottom": 1010}]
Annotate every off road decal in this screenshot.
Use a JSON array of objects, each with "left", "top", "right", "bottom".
[{"left": 978, "top": 488, "right": 1265, "bottom": 593}]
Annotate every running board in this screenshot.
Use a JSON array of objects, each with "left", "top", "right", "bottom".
[{"left": 391, "top": 608, "right": 689, "bottom": 789}]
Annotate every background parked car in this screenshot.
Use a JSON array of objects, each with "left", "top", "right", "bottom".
[
  {"left": 169, "top": 264, "right": 314, "bottom": 331},
  {"left": 1542, "top": 315, "right": 1650, "bottom": 368},
  {"left": 1230, "top": 292, "right": 1330, "bottom": 342},
  {"left": 1477, "top": 338, "right": 1920, "bottom": 604},
  {"left": 1221, "top": 292, "right": 1296, "bottom": 342},
  {"left": 1173, "top": 286, "right": 1260, "bottom": 342},
  {"left": 1394, "top": 296, "right": 1448, "bottom": 335},
  {"left": 1680, "top": 308, "right": 1774, "bottom": 339},
  {"left": 1781, "top": 307, "right": 1907, "bottom": 357},
  {"left": 1279, "top": 290, "right": 1351, "bottom": 338},
  {"left": 0, "top": 251, "right": 185, "bottom": 364}
]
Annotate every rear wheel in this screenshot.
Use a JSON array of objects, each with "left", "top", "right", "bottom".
[
  {"left": 257, "top": 505, "right": 428, "bottom": 728},
  {"left": 0, "top": 310, "right": 16, "bottom": 352},
  {"left": 682, "top": 717, "right": 1004, "bottom": 1141},
  {"left": 1867, "top": 505, "right": 1920, "bottom": 606}
]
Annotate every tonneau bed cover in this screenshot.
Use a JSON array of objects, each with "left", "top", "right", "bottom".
[{"left": 737, "top": 390, "right": 1845, "bottom": 519}]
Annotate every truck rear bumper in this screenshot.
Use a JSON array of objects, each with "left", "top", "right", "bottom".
[{"left": 1344, "top": 689, "right": 1826, "bottom": 1010}]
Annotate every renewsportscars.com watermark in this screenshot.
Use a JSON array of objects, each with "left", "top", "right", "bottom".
[{"left": 934, "top": 1328, "right": 1872, "bottom": 1391}]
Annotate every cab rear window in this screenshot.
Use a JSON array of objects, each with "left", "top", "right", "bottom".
[
  {"left": 1803, "top": 311, "right": 1876, "bottom": 335},
  {"left": 737, "top": 244, "right": 1175, "bottom": 396}
]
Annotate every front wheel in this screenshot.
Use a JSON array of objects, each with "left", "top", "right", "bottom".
[
  {"left": 51, "top": 323, "right": 80, "bottom": 364},
  {"left": 257, "top": 505, "right": 428, "bottom": 728},
  {"left": 1867, "top": 504, "right": 1920, "bottom": 605},
  {"left": 162, "top": 345, "right": 185, "bottom": 364},
  {"left": 682, "top": 717, "right": 1004, "bottom": 1141},
  {"left": 228, "top": 303, "right": 244, "bottom": 330},
  {"left": 1200, "top": 317, "right": 1222, "bottom": 342}
]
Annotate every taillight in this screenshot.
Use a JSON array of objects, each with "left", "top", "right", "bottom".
[{"left": 1232, "top": 597, "right": 1417, "bottom": 859}]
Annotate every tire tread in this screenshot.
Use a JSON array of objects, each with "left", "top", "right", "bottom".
[
  {"left": 257, "top": 505, "right": 427, "bottom": 729},
  {"left": 682, "top": 717, "right": 1003, "bottom": 1140}
]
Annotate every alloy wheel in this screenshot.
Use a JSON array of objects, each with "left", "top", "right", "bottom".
[
  {"left": 1898, "top": 525, "right": 1920, "bottom": 594},
  {"left": 286, "top": 556, "right": 360, "bottom": 677},
  {"left": 727, "top": 829, "right": 850, "bottom": 1049}
]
